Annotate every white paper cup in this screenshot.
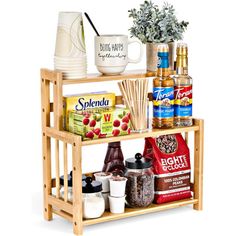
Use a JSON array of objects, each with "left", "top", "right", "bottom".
[
  {"left": 109, "top": 195, "right": 126, "bottom": 214},
  {"left": 109, "top": 177, "right": 127, "bottom": 197},
  {"left": 55, "top": 12, "right": 86, "bottom": 58},
  {"left": 102, "top": 192, "right": 110, "bottom": 210},
  {"left": 94, "top": 172, "right": 112, "bottom": 192}
]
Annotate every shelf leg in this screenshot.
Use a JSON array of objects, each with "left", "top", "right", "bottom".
[
  {"left": 72, "top": 137, "right": 83, "bottom": 236},
  {"left": 193, "top": 119, "right": 204, "bottom": 210},
  {"left": 41, "top": 71, "right": 53, "bottom": 220}
]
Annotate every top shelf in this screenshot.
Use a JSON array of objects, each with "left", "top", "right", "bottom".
[
  {"left": 41, "top": 69, "right": 156, "bottom": 85},
  {"left": 63, "top": 70, "right": 156, "bottom": 85}
]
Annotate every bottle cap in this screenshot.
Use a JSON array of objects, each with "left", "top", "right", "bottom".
[{"left": 177, "top": 43, "right": 188, "bottom": 55}]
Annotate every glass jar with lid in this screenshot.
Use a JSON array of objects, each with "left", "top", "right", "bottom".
[
  {"left": 60, "top": 171, "right": 86, "bottom": 202},
  {"left": 82, "top": 177, "right": 105, "bottom": 219},
  {"left": 125, "top": 153, "right": 154, "bottom": 207}
]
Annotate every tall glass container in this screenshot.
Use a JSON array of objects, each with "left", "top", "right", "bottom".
[
  {"left": 153, "top": 44, "right": 174, "bottom": 128},
  {"left": 173, "top": 43, "right": 193, "bottom": 127}
]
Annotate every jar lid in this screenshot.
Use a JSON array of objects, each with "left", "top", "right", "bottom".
[
  {"left": 125, "top": 153, "right": 152, "bottom": 169},
  {"left": 82, "top": 177, "right": 102, "bottom": 193},
  {"left": 60, "top": 171, "right": 86, "bottom": 187}
]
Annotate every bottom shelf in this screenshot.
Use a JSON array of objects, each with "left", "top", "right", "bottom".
[{"left": 53, "top": 198, "right": 198, "bottom": 226}]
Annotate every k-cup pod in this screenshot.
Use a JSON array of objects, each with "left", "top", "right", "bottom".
[
  {"left": 109, "top": 176, "right": 127, "bottom": 197},
  {"left": 94, "top": 172, "right": 112, "bottom": 192},
  {"left": 109, "top": 195, "right": 126, "bottom": 214}
]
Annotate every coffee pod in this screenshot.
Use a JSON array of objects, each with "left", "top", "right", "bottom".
[
  {"left": 108, "top": 195, "right": 126, "bottom": 214},
  {"left": 109, "top": 176, "right": 127, "bottom": 197},
  {"left": 94, "top": 172, "right": 112, "bottom": 193}
]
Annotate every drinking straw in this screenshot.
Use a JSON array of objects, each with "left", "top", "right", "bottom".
[{"left": 84, "top": 12, "right": 100, "bottom": 36}]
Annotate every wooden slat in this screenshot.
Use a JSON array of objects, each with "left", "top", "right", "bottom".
[
  {"left": 53, "top": 209, "right": 73, "bottom": 222},
  {"left": 72, "top": 136, "right": 83, "bottom": 235},
  {"left": 82, "top": 124, "right": 199, "bottom": 146},
  {"left": 41, "top": 70, "right": 53, "bottom": 220},
  {"left": 48, "top": 195, "right": 73, "bottom": 214},
  {"left": 41, "top": 68, "right": 57, "bottom": 82},
  {"left": 83, "top": 198, "right": 198, "bottom": 226},
  {"left": 45, "top": 127, "right": 75, "bottom": 144},
  {"left": 63, "top": 142, "right": 68, "bottom": 202},
  {"left": 53, "top": 72, "right": 63, "bottom": 130},
  {"left": 185, "top": 132, "right": 189, "bottom": 145},
  {"left": 55, "top": 140, "right": 60, "bottom": 198},
  {"left": 193, "top": 119, "right": 204, "bottom": 210},
  {"left": 62, "top": 70, "right": 156, "bottom": 85}
]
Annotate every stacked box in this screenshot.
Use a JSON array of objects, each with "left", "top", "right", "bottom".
[
  {"left": 69, "top": 107, "right": 131, "bottom": 140},
  {"left": 63, "top": 92, "right": 116, "bottom": 130}
]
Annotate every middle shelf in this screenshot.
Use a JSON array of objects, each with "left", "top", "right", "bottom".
[{"left": 45, "top": 119, "right": 199, "bottom": 146}]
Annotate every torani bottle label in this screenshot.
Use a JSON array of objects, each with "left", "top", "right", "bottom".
[
  {"left": 174, "top": 85, "right": 192, "bottom": 117},
  {"left": 153, "top": 87, "right": 174, "bottom": 118}
]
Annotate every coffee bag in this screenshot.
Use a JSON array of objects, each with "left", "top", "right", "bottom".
[{"left": 143, "top": 134, "right": 192, "bottom": 204}]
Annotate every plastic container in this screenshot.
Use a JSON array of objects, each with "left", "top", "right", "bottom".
[
  {"left": 109, "top": 176, "right": 127, "bottom": 197},
  {"left": 94, "top": 172, "right": 112, "bottom": 192},
  {"left": 109, "top": 195, "right": 126, "bottom": 214},
  {"left": 125, "top": 153, "right": 154, "bottom": 207},
  {"left": 102, "top": 142, "right": 125, "bottom": 175}
]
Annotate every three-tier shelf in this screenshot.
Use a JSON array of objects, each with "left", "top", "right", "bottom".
[{"left": 41, "top": 68, "right": 204, "bottom": 236}]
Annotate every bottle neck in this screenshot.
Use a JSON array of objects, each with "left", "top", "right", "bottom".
[
  {"left": 156, "top": 51, "right": 170, "bottom": 77},
  {"left": 176, "top": 55, "right": 188, "bottom": 75},
  {"left": 156, "top": 68, "right": 170, "bottom": 77}
]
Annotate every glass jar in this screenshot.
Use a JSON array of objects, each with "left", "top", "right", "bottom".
[
  {"left": 60, "top": 171, "right": 86, "bottom": 201},
  {"left": 82, "top": 177, "right": 105, "bottom": 219},
  {"left": 125, "top": 153, "right": 154, "bottom": 207}
]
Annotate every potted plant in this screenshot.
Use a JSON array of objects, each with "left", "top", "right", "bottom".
[{"left": 128, "top": 1, "right": 189, "bottom": 71}]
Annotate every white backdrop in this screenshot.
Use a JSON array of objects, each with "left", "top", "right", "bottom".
[{"left": 0, "top": 0, "right": 235, "bottom": 235}]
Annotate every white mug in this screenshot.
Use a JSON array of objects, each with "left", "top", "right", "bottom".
[{"left": 95, "top": 35, "right": 143, "bottom": 75}]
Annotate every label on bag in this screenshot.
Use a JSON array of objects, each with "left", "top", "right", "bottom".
[
  {"left": 153, "top": 87, "right": 174, "bottom": 118},
  {"left": 174, "top": 85, "right": 192, "bottom": 117}
]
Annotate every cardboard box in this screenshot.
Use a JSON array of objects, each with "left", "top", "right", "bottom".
[
  {"left": 69, "top": 107, "right": 131, "bottom": 140},
  {"left": 63, "top": 92, "right": 116, "bottom": 130}
]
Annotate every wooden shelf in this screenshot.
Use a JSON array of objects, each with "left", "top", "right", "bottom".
[
  {"left": 45, "top": 123, "right": 199, "bottom": 147},
  {"left": 41, "top": 69, "right": 155, "bottom": 85},
  {"left": 83, "top": 198, "right": 198, "bottom": 226},
  {"left": 82, "top": 124, "right": 199, "bottom": 146},
  {"left": 62, "top": 70, "right": 155, "bottom": 85},
  {"left": 52, "top": 198, "right": 198, "bottom": 225}
]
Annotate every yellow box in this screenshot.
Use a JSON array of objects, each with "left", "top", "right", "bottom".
[{"left": 63, "top": 92, "right": 116, "bottom": 130}]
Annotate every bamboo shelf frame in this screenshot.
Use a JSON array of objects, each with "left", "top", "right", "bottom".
[{"left": 41, "top": 68, "right": 204, "bottom": 236}]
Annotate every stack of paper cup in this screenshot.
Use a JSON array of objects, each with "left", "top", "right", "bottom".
[{"left": 54, "top": 12, "right": 87, "bottom": 79}]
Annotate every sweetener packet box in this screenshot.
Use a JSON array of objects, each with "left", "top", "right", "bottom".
[
  {"left": 68, "top": 107, "right": 131, "bottom": 140},
  {"left": 63, "top": 92, "right": 116, "bottom": 130}
]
